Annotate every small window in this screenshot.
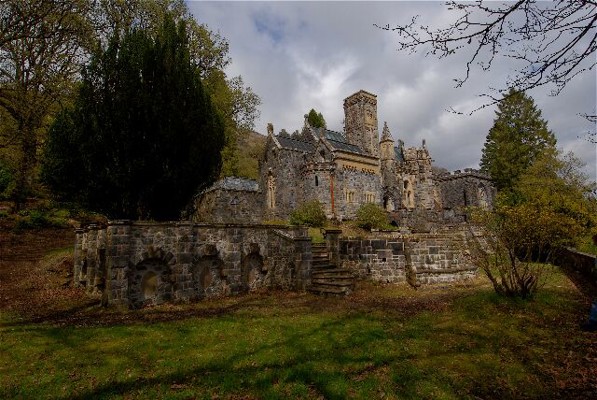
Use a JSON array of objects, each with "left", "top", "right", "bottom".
[{"left": 315, "top": 175, "right": 319, "bottom": 186}]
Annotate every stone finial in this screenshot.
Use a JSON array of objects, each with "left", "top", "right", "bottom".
[
  {"left": 267, "top": 123, "right": 274, "bottom": 136},
  {"left": 304, "top": 114, "right": 310, "bottom": 126},
  {"left": 381, "top": 121, "right": 393, "bottom": 142},
  {"left": 422, "top": 138, "right": 426, "bottom": 148}
]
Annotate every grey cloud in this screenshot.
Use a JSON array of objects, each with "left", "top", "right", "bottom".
[{"left": 189, "top": 1, "right": 596, "bottom": 181}]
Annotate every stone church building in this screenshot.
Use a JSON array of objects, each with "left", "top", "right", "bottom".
[{"left": 195, "top": 90, "right": 494, "bottom": 227}]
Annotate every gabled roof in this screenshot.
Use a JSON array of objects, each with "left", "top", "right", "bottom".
[
  {"left": 321, "top": 128, "right": 365, "bottom": 155},
  {"left": 205, "top": 177, "right": 259, "bottom": 193},
  {"left": 328, "top": 139, "right": 365, "bottom": 154},
  {"left": 394, "top": 146, "right": 404, "bottom": 162},
  {"left": 322, "top": 129, "right": 346, "bottom": 143},
  {"left": 276, "top": 135, "right": 315, "bottom": 152}
]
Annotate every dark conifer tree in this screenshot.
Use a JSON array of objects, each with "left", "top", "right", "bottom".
[
  {"left": 480, "top": 89, "right": 556, "bottom": 192},
  {"left": 43, "top": 15, "right": 225, "bottom": 220}
]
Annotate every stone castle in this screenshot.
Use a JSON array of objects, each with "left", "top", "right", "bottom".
[
  {"left": 74, "top": 91, "right": 496, "bottom": 307},
  {"left": 196, "top": 90, "right": 494, "bottom": 227}
]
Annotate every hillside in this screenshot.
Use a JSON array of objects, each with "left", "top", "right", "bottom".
[{"left": 232, "top": 130, "right": 267, "bottom": 180}]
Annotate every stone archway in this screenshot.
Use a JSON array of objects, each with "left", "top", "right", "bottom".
[
  {"left": 128, "top": 258, "right": 172, "bottom": 308},
  {"left": 241, "top": 251, "right": 265, "bottom": 292}
]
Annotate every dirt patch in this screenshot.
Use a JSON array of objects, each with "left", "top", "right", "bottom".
[{"left": 0, "top": 227, "right": 95, "bottom": 321}]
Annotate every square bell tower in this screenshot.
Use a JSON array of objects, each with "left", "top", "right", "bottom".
[{"left": 343, "top": 90, "right": 379, "bottom": 157}]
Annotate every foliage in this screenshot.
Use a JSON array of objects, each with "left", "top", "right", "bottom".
[
  {"left": 480, "top": 89, "right": 556, "bottom": 191},
  {"left": 380, "top": 1, "right": 597, "bottom": 111},
  {"left": 470, "top": 150, "right": 597, "bottom": 298},
  {"left": 307, "top": 108, "right": 326, "bottom": 128},
  {"left": 289, "top": 200, "right": 327, "bottom": 227},
  {"left": 0, "top": 160, "right": 14, "bottom": 198},
  {"left": 42, "top": 16, "right": 225, "bottom": 220},
  {"left": 355, "top": 203, "right": 390, "bottom": 230},
  {"left": 0, "top": 0, "right": 93, "bottom": 208}
]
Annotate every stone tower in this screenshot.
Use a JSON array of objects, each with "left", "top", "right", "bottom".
[{"left": 343, "top": 90, "right": 379, "bottom": 157}]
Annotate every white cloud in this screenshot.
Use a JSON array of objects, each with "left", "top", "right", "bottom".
[{"left": 188, "top": 1, "right": 596, "bottom": 181}]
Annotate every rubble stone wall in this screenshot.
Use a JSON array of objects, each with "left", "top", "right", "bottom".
[{"left": 74, "top": 221, "right": 311, "bottom": 308}]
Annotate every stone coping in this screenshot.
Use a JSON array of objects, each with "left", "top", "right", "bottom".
[{"left": 77, "top": 221, "right": 304, "bottom": 231}]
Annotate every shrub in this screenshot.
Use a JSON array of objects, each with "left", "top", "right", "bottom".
[
  {"left": 356, "top": 203, "right": 389, "bottom": 230},
  {"left": 289, "top": 200, "right": 326, "bottom": 227}
]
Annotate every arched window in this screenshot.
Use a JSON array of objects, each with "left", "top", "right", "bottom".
[
  {"left": 267, "top": 173, "right": 276, "bottom": 209},
  {"left": 315, "top": 175, "right": 319, "bottom": 186}
]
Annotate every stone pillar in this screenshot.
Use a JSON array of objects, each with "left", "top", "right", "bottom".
[
  {"left": 73, "top": 227, "right": 87, "bottom": 287},
  {"left": 294, "top": 236, "right": 312, "bottom": 290},
  {"left": 324, "top": 228, "right": 342, "bottom": 266},
  {"left": 105, "top": 220, "right": 132, "bottom": 306}
]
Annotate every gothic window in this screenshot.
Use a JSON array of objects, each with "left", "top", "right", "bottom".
[
  {"left": 403, "top": 179, "right": 415, "bottom": 209},
  {"left": 267, "top": 174, "right": 276, "bottom": 209},
  {"left": 315, "top": 175, "right": 319, "bottom": 186},
  {"left": 478, "top": 186, "right": 489, "bottom": 209},
  {"left": 345, "top": 190, "right": 355, "bottom": 203}
]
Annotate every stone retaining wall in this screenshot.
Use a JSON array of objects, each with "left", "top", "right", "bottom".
[
  {"left": 74, "top": 221, "right": 311, "bottom": 308},
  {"left": 555, "top": 247, "right": 597, "bottom": 287},
  {"left": 335, "top": 227, "right": 476, "bottom": 285}
]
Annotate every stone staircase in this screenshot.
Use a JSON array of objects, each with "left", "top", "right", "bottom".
[{"left": 308, "top": 243, "right": 355, "bottom": 296}]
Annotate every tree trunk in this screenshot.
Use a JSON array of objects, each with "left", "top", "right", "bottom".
[{"left": 13, "top": 118, "right": 38, "bottom": 210}]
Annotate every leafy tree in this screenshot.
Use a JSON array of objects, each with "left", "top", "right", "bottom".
[
  {"left": 307, "top": 109, "right": 326, "bottom": 129},
  {"left": 356, "top": 203, "right": 390, "bottom": 230},
  {"left": 42, "top": 16, "right": 225, "bottom": 220},
  {"left": 289, "top": 200, "right": 326, "bottom": 227},
  {"left": 0, "top": 0, "right": 92, "bottom": 208},
  {"left": 379, "top": 1, "right": 596, "bottom": 111},
  {"left": 480, "top": 89, "right": 556, "bottom": 191},
  {"left": 470, "top": 150, "right": 597, "bottom": 299}
]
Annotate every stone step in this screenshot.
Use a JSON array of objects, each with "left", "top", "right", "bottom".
[
  {"left": 312, "top": 270, "right": 353, "bottom": 278},
  {"left": 308, "top": 284, "right": 352, "bottom": 296},
  {"left": 311, "top": 277, "right": 355, "bottom": 286}
]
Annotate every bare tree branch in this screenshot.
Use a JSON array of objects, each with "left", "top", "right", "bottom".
[{"left": 377, "top": 0, "right": 596, "bottom": 119}]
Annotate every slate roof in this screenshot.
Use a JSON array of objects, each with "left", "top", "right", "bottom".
[
  {"left": 276, "top": 135, "right": 315, "bottom": 152},
  {"left": 206, "top": 177, "right": 259, "bottom": 192},
  {"left": 394, "top": 146, "right": 404, "bottom": 162},
  {"left": 322, "top": 129, "right": 365, "bottom": 155}
]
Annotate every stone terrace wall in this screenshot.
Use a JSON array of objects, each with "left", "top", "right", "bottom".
[
  {"left": 555, "top": 247, "right": 597, "bottom": 287},
  {"left": 336, "top": 228, "right": 477, "bottom": 285},
  {"left": 74, "top": 221, "right": 311, "bottom": 308}
]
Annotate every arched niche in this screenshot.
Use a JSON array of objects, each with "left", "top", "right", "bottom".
[
  {"left": 128, "top": 258, "right": 172, "bottom": 309},
  {"left": 241, "top": 251, "right": 266, "bottom": 292},
  {"left": 192, "top": 254, "right": 226, "bottom": 299}
]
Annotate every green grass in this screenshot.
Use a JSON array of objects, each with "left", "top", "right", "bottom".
[{"left": 0, "top": 271, "right": 593, "bottom": 399}]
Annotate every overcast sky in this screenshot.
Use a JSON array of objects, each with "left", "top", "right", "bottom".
[{"left": 188, "top": 1, "right": 596, "bottom": 181}]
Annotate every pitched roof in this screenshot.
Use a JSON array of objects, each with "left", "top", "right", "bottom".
[
  {"left": 206, "top": 177, "right": 259, "bottom": 193},
  {"left": 394, "top": 146, "right": 404, "bottom": 162},
  {"left": 276, "top": 135, "right": 315, "bottom": 152},
  {"left": 322, "top": 128, "right": 365, "bottom": 155}
]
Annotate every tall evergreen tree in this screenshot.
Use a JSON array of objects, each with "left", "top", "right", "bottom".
[
  {"left": 43, "top": 15, "right": 224, "bottom": 220},
  {"left": 307, "top": 108, "right": 326, "bottom": 129},
  {"left": 480, "top": 89, "right": 557, "bottom": 191}
]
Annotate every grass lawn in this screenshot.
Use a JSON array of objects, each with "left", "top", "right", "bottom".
[{"left": 1, "top": 239, "right": 596, "bottom": 399}]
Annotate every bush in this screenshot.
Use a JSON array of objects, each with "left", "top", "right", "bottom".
[
  {"left": 356, "top": 203, "right": 389, "bottom": 230},
  {"left": 289, "top": 200, "right": 326, "bottom": 227}
]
